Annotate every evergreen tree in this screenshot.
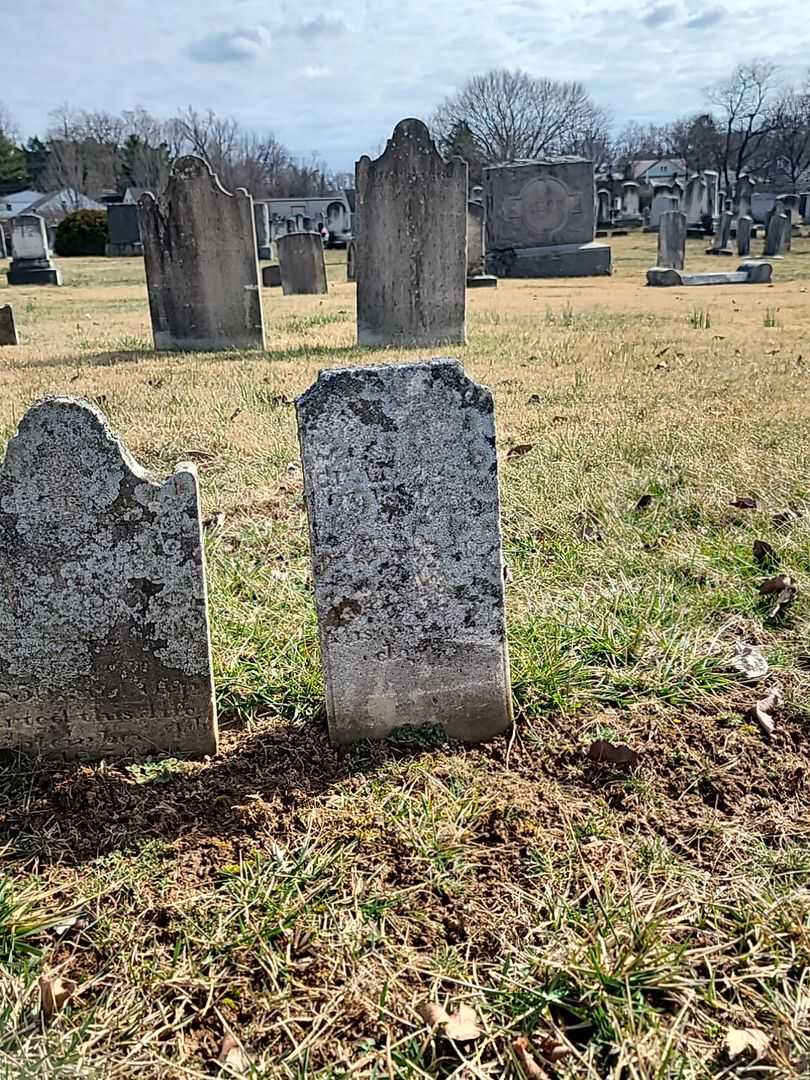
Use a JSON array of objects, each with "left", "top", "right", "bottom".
[
  {"left": 0, "top": 132, "right": 27, "bottom": 195},
  {"left": 23, "top": 137, "right": 49, "bottom": 189}
]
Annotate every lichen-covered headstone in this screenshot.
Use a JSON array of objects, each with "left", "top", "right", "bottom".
[
  {"left": 0, "top": 304, "right": 18, "bottom": 346},
  {"left": 355, "top": 119, "right": 467, "bottom": 346},
  {"left": 276, "top": 232, "right": 328, "bottom": 295},
  {"left": 296, "top": 359, "right": 512, "bottom": 745},
  {"left": 139, "top": 156, "right": 264, "bottom": 351},
  {"left": 7, "top": 214, "right": 61, "bottom": 286},
  {"left": 708, "top": 211, "right": 734, "bottom": 255},
  {"left": 737, "top": 215, "right": 753, "bottom": 257},
  {"left": 656, "top": 211, "right": 686, "bottom": 270},
  {"left": 764, "top": 210, "right": 788, "bottom": 257},
  {"left": 0, "top": 398, "right": 217, "bottom": 761}
]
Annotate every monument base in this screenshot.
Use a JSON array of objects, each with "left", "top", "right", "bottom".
[
  {"left": 466, "top": 274, "right": 498, "bottom": 288},
  {"left": 262, "top": 265, "right": 282, "bottom": 287},
  {"left": 7, "top": 260, "right": 62, "bottom": 286},
  {"left": 105, "top": 242, "right": 143, "bottom": 257},
  {"left": 647, "top": 261, "right": 773, "bottom": 287},
  {"left": 487, "top": 242, "right": 612, "bottom": 278}
]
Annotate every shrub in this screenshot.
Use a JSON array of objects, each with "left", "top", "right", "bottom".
[{"left": 54, "top": 210, "right": 108, "bottom": 256}]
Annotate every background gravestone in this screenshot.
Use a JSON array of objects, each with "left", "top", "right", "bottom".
[
  {"left": 346, "top": 238, "right": 356, "bottom": 282},
  {"left": 0, "top": 304, "right": 18, "bottom": 345},
  {"left": 484, "top": 157, "right": 611, "bottom": 277},
  {"left": 7, "top": 214, "right": 62, "bottom": 286},
  {"left": 355, "top": 119, "right": 467, "bottom": 346},
  {"left": 139, "top": 156, "right": 265, "bottom": 351},
  {"left": 276, "top": 232, "right": 328, "bottom": 296},
  {"left": 262, "top": 264, "right": 282, "bottom": 288},
  {"left": 296, "top": 359, "right": 512, "bottom": 745},
  {"left": 0, "top": 229, "right": 7, "bottom": 259},
  {"left": 708, "top": 211, "right": 733, "bottom": 254},
  {"left": 621, "top": 181, "right": 640, "bottom": 217},
  {"left": 684, "top": 175, "right": 706, "bottom": 225},
  {"left": 106, "top": 203, "right": 142, "bottom": 256},
  {"left": 764, "top": 210, "right": 788, "bottom": 256},
  {"left": 254, "top": 201, "right": 273, "bottom": 260},
  {"left": 737, "top": 215, "right": 753, "bottom": 257},
  {"left": 656, "top": 211, "right": 686, "bottom": 270},
  {"left": 467, "top": 201, "right": 485, "bottom": 277},
  {"left": 0, "top": 398, "right": 217, "bottom": 761}
]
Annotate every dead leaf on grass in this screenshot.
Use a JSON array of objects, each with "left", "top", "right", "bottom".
[
  {"left": 730, "top": 642, "right": 768, "bottom": 681},
  {"left": 759, "top": 574, "right": 798, "bottom": 618},
  {"left": 730, "top": 496, "right": 757, "bottom": 509},
  {"left": 576, "top": 509, "right": 603, "bottom": 541},
  {"left": 508, "top": 443, "right": 535, "bottom": 459},
  {"left": 527, "top": 394, "right": 541, "bottom": 405},
  {"left": 635, "top": 493, "right": 654, "bottom": 511},
  {"left": 744, "top": 687, "right": 782, "bottom": 736},
  {"left": 218, "top": 1032, "right": 249, "bottom": 1073},
  {"left": 417, "top": 1001, "right": 481, "bottom": 1041},
  {"left": 203, "top": 512, "right": 225, "bottom": 535},
  {"left": 512, "top": 1036, "right": 551, "bottom": 1080},
  {"left": 725, "top": 1027, "right": 769, "bottom": 1059},
  {"left": 752, "top": 539, "right": 777, "bottom": 568},
  {"left": 772, "top": 508, "right": 799, "bottom": 529},
  {"left": 587, "top": 739, "right": 639, "bottom": 767},
  {"left": 40, "top": 974, "right": 76, "bottom": 1021}
]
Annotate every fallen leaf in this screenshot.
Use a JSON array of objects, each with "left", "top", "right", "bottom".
[
  {"left": 416, "top": 1001, "right": 481, "bottom": 1041},
  {"left": 759, "top": 574, "right": 798, "bottom": 618},
  {"left": 730, "top": 642, "right": 768, "bottom": 681},
  {"left": 725, "top": 1027, "right": 769, "bottom": 1059},
  {"left": 587, "top": 739, "right": 639, "bottom": 767},
  {"left": 744, "top": 688, "right": 782, "bottom": 736},
  {"left": 752, "top": 539, "right": 777, "bottom": 568},
  {"left": 536, "top": 1034, "right": 572, "bottom": 1064},
  {"left": 576, "top": 509, "right": 603, "bottom": 542},
  {"left": 655, "top": 346, "right": 670, "bottom": 357},
  {"left": 635, "top": 493, "right": 654, "bottom": 511},
  {"left": 512, "top": 1036, "right": 551, "bottom": 1080},
  {"left": 218, "top": 1032, "right": 249, "bottom": 1073},
  {"left": 508, "top": 443, "right": 535, "bottom": 459},
  {"left": 655, "top": 361, "right": 669, "bottom": 370},
  {"left": 527, "top": 394, "right": 541, "bottom": 405},
  {"left": 417, "top": 1002, "right": 449, "bottom": 1028},
  {"left": 772, "top": 508, "right": 799, "bottom": 529},
  {"left": 40, "top": 974, "right": 76, "bottom": 1020},
  {"left": 730, "top": 496, "right": 757, "bottom": 509},
  {"left": 203, "top": 512, "right": 225, "bottom": 535},
  {"left": 228, "top": 408, "right": 242, "bottom": 422}
]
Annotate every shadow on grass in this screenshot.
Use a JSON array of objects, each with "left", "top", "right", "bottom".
[{"left": 14, "top": 343, "right": 371, "bottom": 371}]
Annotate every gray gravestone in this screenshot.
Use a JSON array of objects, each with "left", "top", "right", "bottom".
[
  {"left": 648, "top": 262, "right": 773, "bottom": 287},
  {"left": 0, "top": 398, "right": 217, "bottom": 761},
  {"left": 764, "top": 210, "right": 788, "bottom": 256},
  {"left": 346, "top": 239, "right": 356, "bottom": 282},
  {"left": 684, "top": 175, "right": 706, "bottom": 225},
  {"left": 650, "top": 194, "right": 679, "bottom": 229},
  {"left": 622, "top": 181, "right": 640, "bottom": 217},
  {"left": 597, "top": 188, "right": 611, "bottom": 226},
  {"left": 356, "top": 119, "right": 467, "bottom": 346},
  {"left": 0, "top": 229, "right": 7, "bottom": 259},
  {"left": 703, "top": 170, "right": 719, "bottom": 218},
  {"left": 657, "top": 211, "right": 686, "bottom": 269},
  {"left": 467, "top": 200, "right": 485, "bottom": 277},
  {"left": 276, "top": 232, "right": 328, "bottom": 296},
  {"left": 254, "top": 201, "right": 273, "bottom": 260},
  {"left": 296, "top": 358, "right": 512, "bottom": 745},
  {"left": 7, "top": 214, "right": 61, "bottom": 286},
  {"left": 708, "top": 211, "right": 733, "bottom": 254},
  {"left": 776, "top": 196, "right": 796, "bottom": 251},
  {"left": 485, "top": 157, "right": 611, "bottom": 277},
  {"left": 736, "top": 215, "right": 753, "bottom": 256},
  {"left": 139, "top": 156, "right": 264, "bottom": 351},
  {"left": 106, "top": 204, "right": 142, "bottom": 256},
  {"left": 261, "top": 264, "right": 282, "bottom": 287},
  {"left": 735, "top": 175, "right": 754, "bottom": 217},
  {"left": 0, "top": 304, "right": 18, "bottom": 345}
]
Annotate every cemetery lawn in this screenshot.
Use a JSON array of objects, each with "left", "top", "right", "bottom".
[{"left": 1, "top": 236, "right": 810, "bottom": 1078}]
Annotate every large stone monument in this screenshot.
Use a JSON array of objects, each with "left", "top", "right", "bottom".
[
  {"left": 656, "top": 211, "right": 686, "bottom": 270},
  {"left": 276, "top": 232, "right": 328, "bottom": 296},
  {"left": 296, "top": 359, "right": 512, "bottom": 745},
  {"left": 484, "top": 158, "right": 611, "bottom": 277},
  {"left": 355, "top": 119, "right": 467, "bottom": 346},
  {"left": 0, "top": 304, "right": 18, "bottom": 345},
  {"left": 6, "top": 214, "right": 62, "bottom": 286},
  {"left": 106, "top": 204, "right": 142, "bottom": 257},
  {"left": 0, "top": 398, "right": 218, "bottom": 761},
  {"left": 139, "top": 156, "right": 265, "bottom": 351}
]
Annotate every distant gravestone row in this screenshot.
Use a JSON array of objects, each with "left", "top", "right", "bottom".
[
  {"left": 1, "top": 364, "right": 512, "bottom": 760},
  {"left": 648, "top": 204, "right": 777, "bottom": 287}
]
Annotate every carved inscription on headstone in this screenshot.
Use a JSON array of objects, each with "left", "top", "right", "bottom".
[
  {"left": 296, "top": 359, "right": 512, "bottom": 745},
  {"left": 0, "top": 398, "right": 218, "bottom": 760}
]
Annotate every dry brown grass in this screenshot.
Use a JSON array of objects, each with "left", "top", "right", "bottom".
[{"left": 1, "top": 235, "right": 809, "bottom": 1078}]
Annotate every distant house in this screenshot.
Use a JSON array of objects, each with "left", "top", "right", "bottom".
[
  {"left": 0, "top": 189, "right": 105, "bottom": 226},
  {"left": 629, "top": 158, "right": 687, "bottom": 185},
  {"left": 0, "top": 190, "right": 43, "bottom": 223}
]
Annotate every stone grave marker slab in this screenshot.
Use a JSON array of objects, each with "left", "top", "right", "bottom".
[
  {"left": 7, "top": 214, "right": 61, "bottom": 286},
  {"left": 657, "top": 211, "right": 686, "bottom": 269},
  {"left": 296, "top": 358, "right": 512, "bottom": 745},
  {"left": 276, "top": 232, "right": 328, "bottom": 295},
  {"left": 0, "top": 304, "right": 18, "bottom": 345},
  {"left": 0, "top": 398, "right": 217, "bottom": 761}
]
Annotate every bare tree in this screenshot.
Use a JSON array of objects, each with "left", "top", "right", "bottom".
[
  {"left": 706, "top": 60, "right": 776, "bottom": 188},
  {"left": 0, "top": 102, "right": 19, "bottom": 140},
  {"left": 431, "top": 69, "right": 607, "bottom": 164},
  {"left": 765, "top": 83, "right": 810, "bottom": 184}
]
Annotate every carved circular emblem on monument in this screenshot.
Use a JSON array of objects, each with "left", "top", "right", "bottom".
[{"left": 520, "top": 177, "right": 570, "bottom": 238}]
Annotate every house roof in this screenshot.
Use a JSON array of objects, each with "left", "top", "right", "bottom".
[
  {"left": 0, "top": 190, "right": 44, "bottom": 220},
  {"left": 630, "top": 158, "right": 687, "bottom": 180}
]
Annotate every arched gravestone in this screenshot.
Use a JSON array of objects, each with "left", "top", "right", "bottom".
[
  {"left": 355, "top": 119, "right": 467, "bottom": 347},
  {"left": 276, "top": 232, "right": 328, "bottom": 295},
  {"left": 139, "top": 156, "right": 264, "bottom": 351},
  {"left": 0, "top": 398, "right": 217, "bottom": 761},
  {"left": 296, "top": 359, "right": 512, "bottom": 745}
]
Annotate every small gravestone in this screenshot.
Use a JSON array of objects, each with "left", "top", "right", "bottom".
[
  {"left": 737, "top": 215, "right": 753, "bottom": 257},
  {"left": 254, "top": 201, "right": 273, "bottom": 260},
  {"left": 356, "top": 119, "right": 467, "bottom": 346},
  {"left": 261, "top": 264, "right": 281, "bottom": 287},
  {"left": 296, "top": 358, "right": 512, "bottom": 745},
  {"left": 764, "top": 210, "right": 787, "bottom": 257},
  {"left": 776, "top": 197, "right": 795, "bottom": 251},
  {"left": 276, "top": 232, "right": 328, "bottom": 296},
  {"left": 650, "top": 194, "right": 679, "bottom": 229},
  {"left": 707, "top": 211, "right": 733, "bottom": 254},
  {"left": 0, "top": 398, "right": 218, "bottom": 761},
  {"left": 346, "top": 239, "right": 356, "bottom": 282},
  {"left": 139, "top": 156, "right": 264, "bottom": 351},
  {"left": 656, "top": 211, "right": 686, "bottom": 269},
  {"left": 0, "top": 229, "right": 7, "bottom": 259},
  {"left": 7, "top": 214, "right": 61, "bottom": 286},
  {"left": 622, "top": 181, "right": 640, "bottom": 217},
  {"left": 106, "top": 204, "right": 142, "bottom": 256},
  {"left": 0, "top": 304, "right": 18, "bottom": 345},
  {"left": 467, "top": 200, "right": 485, "bottom": 277}
]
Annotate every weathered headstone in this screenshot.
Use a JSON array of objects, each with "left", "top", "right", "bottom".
[
  {"left": 139, "top": 156, "right": 264, "bottom": 351},
  {"left": 597, "top": 188, "right": 611, "bottom": 226},
  {"left": 684, "top": 175, "right": 706, "bottom": 225},
  {"left": 485, "top": 157, "right": 611, "bottom": 277},
  {"left": 751, "top": 192, "right": 776, "bottom": 224},
  {"left": 346, "top": 239, "right": 356, "bottom": 282},
  {"left": 648, "top": 261, "right": 773, "bottom": 287},
  {"left": 702, "top": 170, "right": 719, "bottom": 219},
  {"left": 106, "top": 204, "right": 142, "bottom": 256},
  {"left": 296, "top": 358, "right": 512, "bottom": 745},
  {"left": 467, "top": 200, "right": 485, "bottom": 277},
  {"left": 7, "top": 214, "right": 61, "bottom": 286},
  {"left": 621, "top": 181, "right": 640, "bottom": 217},
  {"left": 0, "top": 398, "right": 218, "bottom": 761},
  {"left": 764, "top": 209, "right": 788, "bottom": 256},
  {"left": 736, "top": 215, "right": 753, "bottom": 257},
  {"left": 276, "top": 232, "right": 328, "bottom": 296},
  {"left": 801, "top": 192, "right": 810, "bottom": 224},
  {"left": 735, "top": 175, "right": 754, "bottom": 218},
  {"left": 656, "top": 211, "right": 686, "bottom": 269},
  {"left": 707, "top": 211, "right": 733, "bottom": 254},
  {"left": 0, "top": 304, "right": 18, "bottom": 345},
  {"left": 776, "top": 196, "right": 796, "bottom": 250},
  {"left": 254, "top": 201, "right": 273, "bottom": 260},
  {"left": 649, "top": 194, "right": 679, "bottom": 229},
  {"left": 355, "top": 119, "right": 467, "bottom": 346},
  {"left": 261, "top": 264, "right": 282, "bottom": 287},
  {"left": 0, "top": 229, "right": 7, "bottom": 259}
]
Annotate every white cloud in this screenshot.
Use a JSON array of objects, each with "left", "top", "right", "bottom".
[
  {"left": 302, "top": 65, "right": 331, "bottom": 79},
  {"left": 187, "top": 26, "right": 271, "bottom": 63}
]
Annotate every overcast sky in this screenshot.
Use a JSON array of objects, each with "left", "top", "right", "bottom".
[{"left": 4, "top": 0, "right": 808, "bottom": 169}]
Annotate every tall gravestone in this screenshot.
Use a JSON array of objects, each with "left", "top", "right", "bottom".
[
  {"left": 254, "top": 201, "right": 273, "bottom": 260},
  {"left": 735, "top": 175, "right": 754, "bottom": 218},
  {"left": 467, "top": 201, "right": 485, "bottom": 277},
  {"left": 296, "top": 359, "right": 512, "bottom": 745},
  {"left": 776, "top": 197, "right": 796, "bottom": 251},
  {"left": 276, "top": 232, "right": 328, "bottom": 295},
  {"left": 736, "top": 215, "right": 753, "bottom": 257},
  {"left": 703, "top": 170, "right": 720, "bottom": 219},
  {"left": 346, "top": 238, "right": 356, "bottom": 282},
  {"left": 622, "top": 181, "right": 640, "bottom": 217},
  {"left": 0, "top": 398, "right": 218, "bottom": 761},
  {"left": 355, "top": 119, "right": 467, "bottom": 346},
  {"left": 708, "top": 211, "right": 733, "bottom": 254},
  {"left": 656, "top": 211, "right": 686, "bottom": 270},
  {"left": 684, "top": 175, "right": 706, "bottom": 225},
  {"left": 650, "top": 194, "right": 679, "bottom": 229},
  {"left": 139, "top": 156, "right": 264, "bottom": 351},
  {"left": 764, "top": 210, "right": 788, "bottom": 257},
  {"left": 0, "top": 229, "right": 7, "bottom": 259},
  {"left": 801, "top": 192, "right": 810, "bottom": 224},
  {"left": 485, "top": 157, "right": 611, "bottom": 277},
  {"left": 597, "top": 189, "right": 611, "bottom": 226},
  {"left": 7, "top": 214, "right": 61, "bottom": 286},
  {"left": 106, "top": 204, "right": 142, "bottom": 256},
  {"left": 0, "top": 304, "right": 18, "bottom": 345}
]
